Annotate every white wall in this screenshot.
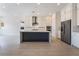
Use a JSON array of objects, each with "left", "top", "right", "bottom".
[
  {"left": 0, "top": 15, "right": 20, "bottom": 36},
  {"left": 0, "top": 5, "right": 21, "bottom": 35}
]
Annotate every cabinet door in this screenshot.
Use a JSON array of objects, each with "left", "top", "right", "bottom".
[
  {"left": 61, "top": 9, "right": 66, "bottom": 22},
  {"left": 25, "top": 16, "right": 32, "bottom": 27},
  {"left": 65, "top": 4, "right": 72, "bottom": 20},
  {"left": 23, "top": 32, "right": 49, "bottom": 42}
]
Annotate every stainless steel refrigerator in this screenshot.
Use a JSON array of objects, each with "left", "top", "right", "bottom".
[{"left": 61, "top": 20, "right": 71, "bottom": 45}]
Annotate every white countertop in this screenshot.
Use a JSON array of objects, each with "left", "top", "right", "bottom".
[{"left": 20, "top": 30, "right": 50, "bottom": 32}]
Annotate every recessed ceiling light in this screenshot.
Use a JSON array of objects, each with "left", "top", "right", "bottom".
[{"left": 57, "top": 3, "right": 60, "bottom": 6}]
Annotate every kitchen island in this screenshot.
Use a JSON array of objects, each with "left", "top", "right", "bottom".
[{"left": 20, "top": 31, "right": 50, "bottom": 42}]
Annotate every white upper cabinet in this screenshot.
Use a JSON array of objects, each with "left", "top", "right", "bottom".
[
  {"left": 45, "top": 16, "right": 52, "bottom": 26},
  {"left": 25, "top": 16, "right": 32, "bottom": 27},
  {"left": 61, "top": 4, "right": 72, "bottom": 22},
  {"left": 77, "top": 4, "right": 79, "bottom": 25},
  {"left": 65, "top": 4, "right": 72, "bottom": 20},
  {"left": 61, "top": 8, "right": 66, "bottom": 22}
]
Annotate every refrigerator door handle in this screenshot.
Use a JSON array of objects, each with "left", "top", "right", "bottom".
[{"left": 64, "top": 24, "right": 65, "bottom": 34}]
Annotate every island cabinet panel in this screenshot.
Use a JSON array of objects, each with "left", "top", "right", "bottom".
[{"left": 20, "top": 32, "right": 49, "bottom": 42}]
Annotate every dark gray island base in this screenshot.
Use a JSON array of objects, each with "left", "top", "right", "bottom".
[{"left": 20, "top": 32, "right": 49, "bottom": 42}]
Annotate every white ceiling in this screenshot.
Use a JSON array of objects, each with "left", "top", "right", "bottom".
[{"left": 0, "top": 3, "right": 68, "bottom": 16}]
